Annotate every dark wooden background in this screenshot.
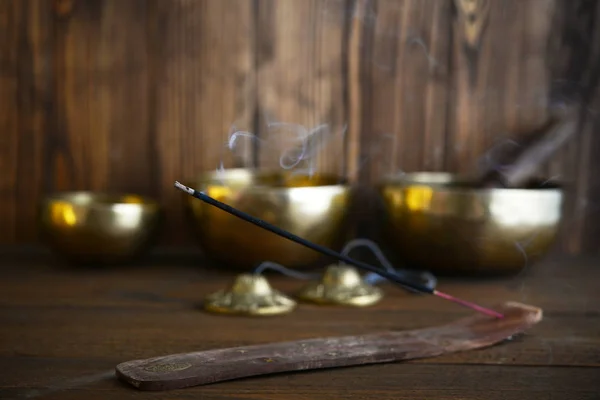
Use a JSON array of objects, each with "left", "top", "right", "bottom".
[{"left": 1, "top": 0, "right": 600, "bottom": 253}]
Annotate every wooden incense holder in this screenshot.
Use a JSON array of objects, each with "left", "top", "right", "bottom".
[{"left": 116, "top": 301, "right": 542, "bottom": 391}]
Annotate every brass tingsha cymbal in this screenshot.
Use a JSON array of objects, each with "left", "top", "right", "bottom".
[
  {"left": 204, "top": 273, "right": 297, "bottom": 316},
  {"left": 297, "top": 264, "right": 383, "bottom": 307}
]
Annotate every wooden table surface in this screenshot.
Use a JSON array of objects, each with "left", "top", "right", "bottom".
[{"left": 0, "top": 252, "right": 599, "bottom": 399}]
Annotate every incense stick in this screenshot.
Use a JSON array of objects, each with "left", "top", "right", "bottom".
[{"left": 174, "top": 181, "right": 504, "bottom": 319}]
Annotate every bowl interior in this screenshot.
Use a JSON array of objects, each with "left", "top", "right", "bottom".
[
  {"left": 43, "top": 191, "right": 160, "bottom": 208},
  {"left": 380, "top": 171, "right": 562, "bottom": 191},
  {"left": 187, "top": 168, "right": 348, "bottom": 190}
]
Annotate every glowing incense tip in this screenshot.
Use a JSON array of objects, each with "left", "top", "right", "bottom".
[{"left": 434, "top": 290, "right": 505, "bottom": 319}]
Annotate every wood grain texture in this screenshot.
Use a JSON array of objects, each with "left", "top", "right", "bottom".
[
  {"left": 255, "top": 0, "right": 348, "bottom": 176},
  {"left": 360, "top": 0, "right": 452, "bottom": 181},
  {"left": 0, "top": 0, "right": 53, "bottom": 243},
  {"left": 2, "top": 364, "right": 598, "bottom": 400},
  {"left": 149, "top": 0, "right": 256, "bottom": 244},
  {"left": 115, "top": 302, "right": 541, "bottom": 390},
  {"left": 0, "top": 0, "right": 19, "bottom": 243},
  {"left": 0, "top": 254, "right": 598, "bottom": 398},
  {"left": 448, "top": 0, "right": 554, "bottom": 174},
  {"left": 51, "top": 0, "right": 112, "bottom": 192},
  {"left": 1, "top": 0, "right": 600, "bottom": 254},
  {"left": 572, "top": 2, "right": 600, "bottom": 256},
  {"left": 544, "top": 0, "right": 600, "bottom": 254}
]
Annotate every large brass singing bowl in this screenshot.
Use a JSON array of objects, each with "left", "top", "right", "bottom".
[
  {"left": 39, "top": 192, "right": 162, "bottom": 265},
  {"left": 378, "top": 172, "right": 564, "bottom": 275},
  {"left": 184, "top": 169, "right": 352, "bottom": 270}
]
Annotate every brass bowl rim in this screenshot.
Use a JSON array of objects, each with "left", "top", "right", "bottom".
[
  {"left": 185, "top": 168, "right": 350, "bottom": 193},
  {"left": 378, "top": 172, "right": 563, "bottom": 195},
  {"left": 40, "top": 191, "right": 161, "bottom": 209}
]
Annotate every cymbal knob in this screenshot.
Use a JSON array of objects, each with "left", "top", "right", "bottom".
[
  {"left": 204, "top": 273, "right": 296, "bottom": 316},
  {"left": 296, "top": 264, "right": 383, "bottom": 307}
]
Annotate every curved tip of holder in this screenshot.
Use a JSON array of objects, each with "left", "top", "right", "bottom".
[
  {"left": 204, "top": 273, "right": 297, "bottom": 317},
  {"left": 297, "top": 264, "right": 384, "bottom": 307}
]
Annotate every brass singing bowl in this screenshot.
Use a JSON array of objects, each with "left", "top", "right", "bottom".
[
  {"left": 378, "top": 172, "right": 564, "bottom": 275},
  {"left": 184, "top": 168, "right": 352, "bottom": 270},
  {"left": 39, "top": 192, "right": 162, "bottom": 265}
]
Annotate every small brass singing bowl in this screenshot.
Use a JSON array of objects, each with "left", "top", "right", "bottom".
[
  {"left": 184, "top": 168, "right": 352, "bottom": 270},
  {"left": 378, "top": 172, "right": 564, "bottom": 276},
  {"left": 39, "top": 192, "right": 162, "bottom": 265}
]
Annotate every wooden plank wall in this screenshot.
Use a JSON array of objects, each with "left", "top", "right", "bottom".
[{"left": 1, "top": 0, "right": 599, "bottom": 253}]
